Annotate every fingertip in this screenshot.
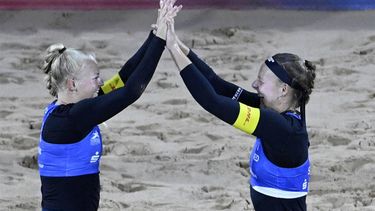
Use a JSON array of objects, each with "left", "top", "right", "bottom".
[{"left": 176, "top": 5, "right": 182, "bottom": 12}]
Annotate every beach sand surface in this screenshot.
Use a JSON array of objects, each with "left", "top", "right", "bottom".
[{"left": 0, "top": 9, "right": 374, "bottom": 210}]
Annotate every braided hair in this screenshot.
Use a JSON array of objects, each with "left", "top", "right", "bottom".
[
  {"left": 41, "top": 44, "right": 96, "bottom": 97},
  {"left": 273, "top": 53, "right": 316, "bottom": 122}
]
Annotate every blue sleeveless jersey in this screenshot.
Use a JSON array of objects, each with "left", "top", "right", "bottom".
[
  {"left": 38, "top": 102, "right": 102, "bottom": 177},
  {"left": 249, "top": 112, "right": 310, "bottom": 198}
]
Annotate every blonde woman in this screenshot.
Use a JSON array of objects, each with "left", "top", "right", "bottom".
[{"left": 38, "top": 1, "right": 181, "bottom": 210}]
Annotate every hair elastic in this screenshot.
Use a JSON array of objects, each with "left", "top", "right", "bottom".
[{"left": 59, "top": 47, "right": 67, "bottom": 54}]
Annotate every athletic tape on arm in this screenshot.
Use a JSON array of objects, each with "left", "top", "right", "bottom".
[
  {"left": 101, "top": 73, "right": 125, "bottom": 94},
  {"left": 233, "top": 103, "right": 260, "bottom": 134}
]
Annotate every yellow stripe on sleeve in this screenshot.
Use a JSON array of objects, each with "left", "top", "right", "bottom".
[
  {"left": 101, "top": 73, "right": 125, "bottom": 94},
  {"left": 233, "top": 103, "right": 260, "bottom": 135}
]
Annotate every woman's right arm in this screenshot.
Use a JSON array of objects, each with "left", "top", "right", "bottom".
[
  {"left": 70, "top": 0, "right": 181, "bottom": 131},
  {"left": 167, "top": 23, "right": 289, "bottom": 139},
  {"left": 179, "top": 63, "right": 293, "bottom": 141},
  {"left": 71, "top": 35, "right": 166, "bottom": 131}
]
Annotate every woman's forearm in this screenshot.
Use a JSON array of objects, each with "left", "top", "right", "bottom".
[
  {"left": 168, "top": 45, "right": 191, "bottom": 71},
  {"left": 72, "top": 36, "right": 165, "bottom": 129},
  {"left": 177, "top": 37, "right": 190, "bottom": 55}
]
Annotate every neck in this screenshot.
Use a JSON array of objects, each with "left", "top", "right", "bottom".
[
  {"left": 273, "top": 97, "right": 297, "bottom": 113},
  {"left": 56, "top": 92, "right": 78, "bottom": 105}
]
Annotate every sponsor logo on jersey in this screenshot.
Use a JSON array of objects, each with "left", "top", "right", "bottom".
[{"left": 90, "top": 151, "right": 100, "bottom": 163}]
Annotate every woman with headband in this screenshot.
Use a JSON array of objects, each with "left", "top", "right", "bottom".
[
  {"left": 38, "top": 1, "right": 181, "bottom": 210},
  {"left": 165, "top": 19, "right": 316, "bottom": 211}
]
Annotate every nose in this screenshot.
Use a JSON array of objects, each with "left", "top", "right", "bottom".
[
  {"left": 98, "top": 77, "right": 104, "bottom": 87},
  {"left": 252, "top": 80, "right": 258, "bottom": 90}
]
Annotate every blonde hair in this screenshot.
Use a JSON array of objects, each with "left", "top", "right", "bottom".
[{"left": 41, "top": 43, "right": 97, "bottom": 97}]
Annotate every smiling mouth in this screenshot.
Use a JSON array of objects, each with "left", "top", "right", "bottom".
[{"left": 93, "top": 90, "right": 99, "bottom": 97}]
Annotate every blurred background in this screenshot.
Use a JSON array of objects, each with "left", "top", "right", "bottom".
[{"left": 0, "top": 0, "right": 375, "bottom": 10}]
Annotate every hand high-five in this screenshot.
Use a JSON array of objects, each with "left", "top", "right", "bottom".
[{"left": 153, "top": 0, "right": 182, "bottom": 40}]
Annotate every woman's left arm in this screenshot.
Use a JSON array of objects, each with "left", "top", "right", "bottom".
[
  {"left": 180, "top": 65, "right": 295, "bottom": 141},
  {"left": 167, "top": 21, "right": 259, "bottom": 132},
  {"left": 187, "top": 50, "right": 260, "bottom": 107},
  {"left": 99, "top": 31, "right": 155, "bottom": 95},
  {"left": 172, "top": 43, "right": 292, "bottom": 140}
]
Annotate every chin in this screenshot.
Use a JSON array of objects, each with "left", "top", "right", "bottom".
[{"left": 89, "top": 92, "right": 98, "bottom": 98}]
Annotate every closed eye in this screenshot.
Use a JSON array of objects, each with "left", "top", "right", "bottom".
[{"left": 92, "top": 74, "right": 100, "bottom": 80}]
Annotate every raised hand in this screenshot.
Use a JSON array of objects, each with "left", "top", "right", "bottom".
[
  {"left": 166, "top": 19, "right": 192, "bottom": 71},
  {"left": 155, "top": 0, "right": 182, "bottom": 40},
  {"left": 151, "top": 0, "right": 166, "bottom": 34},
  {"left": 166, "top": 19, "right": 178, "bottom": 50}
]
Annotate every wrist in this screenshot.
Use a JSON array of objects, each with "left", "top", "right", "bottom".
[
  {"left": 168, "top": 43, "right": 180, "bottom": 53},
  {"left": 168, "top": 46, "right": 191, "bottom": 71},
  {"left": 156, "top": 25, "right": 167, "bottom": 40},
  {"left": 177, "top": 38, "right": 189, "bottom": 55},
  {"left": 156, "top": 32, "right": 166, "bottom": 40},
  {"left": 181, "top": 46, "right": 190, "bottom": 56}
]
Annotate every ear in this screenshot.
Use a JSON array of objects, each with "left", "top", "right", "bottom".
[
  {"left": 281, "top": 83, "right": 289, "bottom": 96},
  {"left": 66, "top": 78, "right": 77, "bottom": 92}
]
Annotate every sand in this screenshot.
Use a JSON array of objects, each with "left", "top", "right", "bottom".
[{"left": 0, "top": 9, "right": 374, "bottom": 211}]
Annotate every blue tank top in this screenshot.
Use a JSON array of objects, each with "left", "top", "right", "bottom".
[
  {"left": 249, "top": 112, "right": 310, "bottom": 198},
  {"left": 38, "top": 102, "right": 102, "bottom": 177}
]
